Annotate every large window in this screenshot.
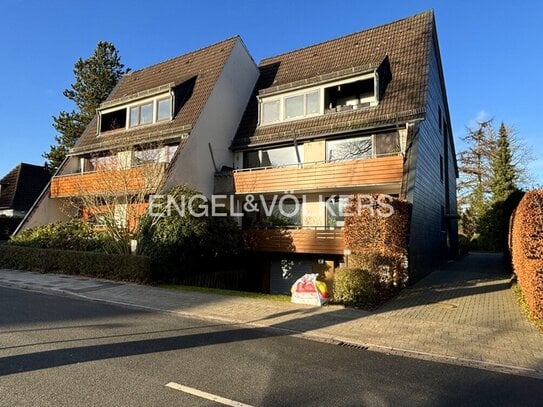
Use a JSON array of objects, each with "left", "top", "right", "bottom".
[
  {"left": 326, "top": 132, "right": 400, "bottom": 161},
  {"left": 243, "top": 145, "right": 303, "bottom": 168},
  {"left": 327, "top": 136, "right": 372, "bottom": 161}
]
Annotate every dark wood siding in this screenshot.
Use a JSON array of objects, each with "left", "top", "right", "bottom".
[{"left": 407, "top": 28, "right": 458, "bottom": 281}]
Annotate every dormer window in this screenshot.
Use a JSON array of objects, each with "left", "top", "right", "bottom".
[
  {"left": 258, "top": 72, "right": 378, "bottom": 126},
  {"left": 98, "top": 92, "right": 173, "bottom": 134}
]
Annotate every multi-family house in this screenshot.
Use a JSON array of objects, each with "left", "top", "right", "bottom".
[
  {"left": 18, "top": 11, "right": 457, "bottom": 294},
  {"left": 17, "top": 37, "right": 259, "bottom": 232},
  {"left": 218, "top": 10, "right": 458, "bottom": 293}
]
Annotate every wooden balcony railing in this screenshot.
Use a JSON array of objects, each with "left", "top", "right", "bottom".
[
  {"left": 244, "top": 228, "right": 344, "bottom": 255},
  {"left": 233, "top": 155, "right": 403, "bottom": 194},
  {"left": 50, "top": 167, "right": 151, "bottom": 198}
]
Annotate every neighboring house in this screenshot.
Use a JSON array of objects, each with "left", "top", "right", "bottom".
[
  {"left": 217, "top": 10, "right": 458, "bottom": 293},
  {"left": 17, "top": 36, "right": 259, "bottom": 232},
  {"left": 0, "top": 163, "right": 51, "bottom": 239}
]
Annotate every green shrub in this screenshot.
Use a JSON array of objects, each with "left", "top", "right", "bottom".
[
  {"left": 9, "top": 220, "right": 110, "bottom": 252},
  {"left": 0, "top": 245, "right": 151, "bottom": 283},
  {"left": 333, "top": 267, "right": 379, "bottom": 308},
  {"left": 476, "top": 190, "right": 524, "bottom": 252},
  {"left": 137, "top": 186, "right": 245, "bottom": 281}
]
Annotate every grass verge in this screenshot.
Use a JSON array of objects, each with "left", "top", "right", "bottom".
[
  {"left": 512, "top": 282, "right": 543, "bottom": 331},
  {"left": 159, "top": 284, "right": 291, "bottom": 302}
]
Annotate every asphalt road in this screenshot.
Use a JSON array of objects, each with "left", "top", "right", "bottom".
[{"left": 0, "top": 286, "right": 541, "bottom": 406}]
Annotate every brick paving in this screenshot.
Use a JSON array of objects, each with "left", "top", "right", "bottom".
[{"left": 1, "top": 252, "right": 542, "bottom": 378}]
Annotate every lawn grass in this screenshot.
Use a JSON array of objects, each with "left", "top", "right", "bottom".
[
  {"left": 512, "top": 282, "right": 543, "bottom": 331},
  {"left": 159, "top": 284, "right": 291, "bottom": 302}
]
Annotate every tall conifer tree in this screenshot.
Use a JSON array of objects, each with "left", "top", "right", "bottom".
[{"left": 44, "top": 42, "right": 129, "bottom": 172}]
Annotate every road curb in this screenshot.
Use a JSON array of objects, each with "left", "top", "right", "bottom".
[{"left": 1, "top": 280, "right": 542, "bottom": 380}]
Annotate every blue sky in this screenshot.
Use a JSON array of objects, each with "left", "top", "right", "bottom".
[{"left": 1, "top": 1, "right": 542, "bottom": 185}]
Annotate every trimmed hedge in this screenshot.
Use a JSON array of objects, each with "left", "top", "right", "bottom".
[
  {"left": 344, "top": 194, "right": 411, "bottom": 254},
  {"left": 341, "top": 195, "right": 411, "bottom": 306},
  {"left": 510, "top": 190, "right": 543, "bottom": 319},
  {"left": 0, "top": 245, "right": 151, "bottom": 283}
]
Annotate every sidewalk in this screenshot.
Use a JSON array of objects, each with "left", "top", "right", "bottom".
[{"left": 1, "top": 252, "right": 542, "bottom": 378}]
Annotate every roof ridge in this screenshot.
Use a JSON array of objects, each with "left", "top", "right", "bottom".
[
  {"left": 18, "top": 162, "right": 46, "bottom": 170},
  {"left": 125, "top": 36, "right": 240, "bottom": 76},
  {"left": 259, "top": 10, "right": 433, "bottom": 65}
]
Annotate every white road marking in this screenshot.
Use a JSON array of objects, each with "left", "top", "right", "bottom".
[{"left": 165, "top": 382, "right": 254, "bottom": 407}]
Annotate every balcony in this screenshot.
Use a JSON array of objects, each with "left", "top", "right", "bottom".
[
  {"left": 232, "top": 155, "right": 403, "bottom": 194},
  {"left": 244, "top": 228, "right": 344, "bottom": 255},
  {"left": 50, "top": 167, "right": 150, "bottom": 198}
]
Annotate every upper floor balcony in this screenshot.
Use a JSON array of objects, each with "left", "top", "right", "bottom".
[
  {"left": 50, "top": 166, "right": 162, "bottom": 198},
  {"left": 231, "top": 155, "right": 403, "bottom": 195}
]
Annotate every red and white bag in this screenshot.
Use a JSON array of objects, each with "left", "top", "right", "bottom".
[{"left": 290, "top": 273, "right": 330, "bottom": 306}]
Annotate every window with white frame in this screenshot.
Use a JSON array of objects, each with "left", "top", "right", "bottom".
[
  {"left": 157, "top": 98, "right": 171, "bottom": 121},
  {"left": 261, "top": 90, "right": 321, "bottom": 125},
  {"left": 284, "top": 90, "right": 319, "bottom": 120},
  {"left": 99, "top": 93, "right": 173, "bottom": 134},
  {"left": 130, "top": 102, "right": 153, "bottom": 127},
  {"left": 261, "top": 100, "right": 280, "bottom": 124}
]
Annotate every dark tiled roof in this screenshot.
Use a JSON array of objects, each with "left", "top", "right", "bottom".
[
  {"left": 72, "top": 37, "right": 239, "bottom": 155},
  {"left": 232, "top": 11, "right": 433, "bottom": 149},
  {"left": 0, "top": 163, "right": 51, "bottom": 211}
]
